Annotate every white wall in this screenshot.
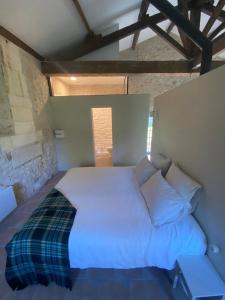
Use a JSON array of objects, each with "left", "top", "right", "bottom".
[
  {"left": 152, "top": 65, "right": 225, "bottom": 281},
  {"left": 49, "top": 94, "right": 149, "bottom": 170}
]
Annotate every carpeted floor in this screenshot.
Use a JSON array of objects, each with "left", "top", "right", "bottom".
[{"left": 0, "top": 172, "right": 188, "bottom": 300}]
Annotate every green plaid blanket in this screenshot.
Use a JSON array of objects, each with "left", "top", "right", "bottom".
[{"left": 5, "top": 189, "right": 76, "bottom": 290}]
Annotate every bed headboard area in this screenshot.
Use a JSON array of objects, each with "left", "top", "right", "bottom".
[{"left": 151, "top": 65, "right": 225, "bottom": 281}]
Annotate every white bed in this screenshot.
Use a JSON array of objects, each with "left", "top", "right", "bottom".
[{"left": 55, "top": 167, "right": 206, "bottom": 270}]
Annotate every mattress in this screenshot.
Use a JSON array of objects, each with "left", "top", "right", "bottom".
[{"left": 55, "top": 167, "right": 206, "bottom": 269}]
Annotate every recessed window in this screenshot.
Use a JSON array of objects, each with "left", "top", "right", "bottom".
[
  {"left": 50, "top": 76, "right": 128, "bottom": 96},
  {"left": 147, "top": 114, "right": 153, "bottom": 159}
]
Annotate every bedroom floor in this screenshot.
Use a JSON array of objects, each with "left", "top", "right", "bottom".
[{"left": 0, "top": 172, "right": 189, "bottom": 300}]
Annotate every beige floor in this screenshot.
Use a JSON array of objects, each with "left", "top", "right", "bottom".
[{"left": 0, "top": 172, "right": 187, "bottom": 300}]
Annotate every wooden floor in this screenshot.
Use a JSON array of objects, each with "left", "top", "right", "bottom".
[{"left": 0, "top": 172, "right": 188, "bottom": 300}]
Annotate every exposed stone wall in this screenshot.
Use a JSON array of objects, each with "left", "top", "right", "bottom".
[
  {"left": 92, "top": 108, "right": 112, "bottom": 154},
  {"left": 69, "top": 84, "right": 125, "bottom": 96},
  {"left": 0, "top": 36, "right": 57, "bottom": 203},
  {"left": 120, "top": 36, "right": 198, "bottom": 110}
]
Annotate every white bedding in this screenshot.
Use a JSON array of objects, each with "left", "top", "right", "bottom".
[{"left": 55, "top": 167, "right": 206, "bottom": 270}]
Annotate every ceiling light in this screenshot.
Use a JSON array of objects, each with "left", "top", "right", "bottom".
[{"left": 70, "top": 76, "right": 77, "bottom": 81}]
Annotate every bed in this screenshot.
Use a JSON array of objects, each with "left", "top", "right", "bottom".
[
  {"left": 5, "top": 166, "right": 206, "bottom": 290},
  {"left": 55, "top": 166, "right": 206, "bottom": 270}
]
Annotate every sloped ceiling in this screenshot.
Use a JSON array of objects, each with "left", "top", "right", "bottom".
[{"left": 0, "top": 0, "right": 224, "bottom": 57}]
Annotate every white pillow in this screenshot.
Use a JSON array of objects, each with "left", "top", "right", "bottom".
[
  {"left": 141, "top": 171, "right": 191, "bottom": 227},
  {"left": 151, "top": 153, "right": 171, "bottom": 177},
  {"left": 166, "top": 163, "right": 201, "bottom": 203},
  {"left": 134, "top": 157, "right": 157, "bottom": 186}
]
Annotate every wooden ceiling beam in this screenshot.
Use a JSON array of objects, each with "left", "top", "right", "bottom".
[
  {"left": 202, "top": 0, "right": 225, "bottom": 36},
  {"left": 148, "top": 22, "right": 190, "bottom": 59},
  {"left": 166, "top": 22, "right": 175, "bottom": 34},
  {"left": 132, "top": 0, "right": 150, "bottom": 49},
  {"left": 177, "top": 0, "right": 191, "bottom": 55},
  {"left": 202, "top": 3, "right": 225, "bottom": 22},
  {"left": 191, "top": 31, "right": 225, "bottom": 67},
  {"left": 51, "top": 12, "right": 170, "bottom": 60},
  {"left": 0, "top": 25, "right": 44, "bottom": 61},
  {"left": 72, "top": 0, "right": 94, "bottom": 36},
  {"left": 208, "top": 20, "right": 225, "bottom": 40},
  {"left": 42, "top": 60, "right": 225, "bottom": 75},
  {"left": 149, "top": 0, "right": 213, "bottom": 74},
  {"left": 188, "top": 6, "right": 202, "bottom": 56}
]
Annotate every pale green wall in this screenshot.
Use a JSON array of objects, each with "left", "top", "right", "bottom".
[
  {"left": 49, "top": 94, "right": 149, "bottom": 170},
  {"left": 152, "top": 65, "right": 225, "bottom": 281}
]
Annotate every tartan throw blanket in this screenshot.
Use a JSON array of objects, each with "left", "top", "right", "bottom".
[{"left": 5, "top": 189, "right": 76, "bottom": 290}]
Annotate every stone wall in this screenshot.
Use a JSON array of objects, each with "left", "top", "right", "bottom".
[
  {"left": 0, "top": 36, "right": 57, "bottom": 203},
  {"left": 92, "top": 107, "right": 112, "bottom": 155},
  {"left": 120, "top": 36, "right": 198, "bottom": 110}
]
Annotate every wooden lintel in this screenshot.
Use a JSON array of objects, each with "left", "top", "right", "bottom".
[
  {"left": 42, "top": 60, "right": 225, "bottom": 76},
  {"left": 0, "top": 25, "right": 44, "bottom": 61}
]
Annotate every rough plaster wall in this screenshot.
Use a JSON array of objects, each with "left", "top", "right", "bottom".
[
  {"left": 0, "top": 36, "right": 56, "bottom": 203},
  {"left": 92, "top": 108, "right": 112, "bottom": 154},
  {"left": 120, "top": 36, "right": 198, "bottom": 110}
]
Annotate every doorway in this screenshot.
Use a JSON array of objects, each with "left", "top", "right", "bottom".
[{"left": 91, "top": 107, "right": 113, "bottom": 167}]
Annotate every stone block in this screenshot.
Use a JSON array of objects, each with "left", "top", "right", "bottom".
[
  {"left": 0, "top": 118, "right": 14, "bottom": 137},
  {"left": 9, "top": 95, "right": 32, "bottom": 108},
  {"left": 11, "top": 106, "right": 33, "bottom": 122},
  {"left": 10, "top": 131, "right": 42, "bottom": 149},
  {"left": 7, "top": 42, "right": 23, "bottom": 73},
  {"left": 11, "top": 142, "right": 43, "bottom": 168},
  {"left": 0, "top": 137, "right": 13, "bottom": 151},
  {"left": 14, "top": 121, "right": 36, "bottom": 135},
  {"left": 20, "top": 74, "right": 30, "bottom": 98},
  {"left": 5, "top": 67, "right": 23, "bottom": 97}
]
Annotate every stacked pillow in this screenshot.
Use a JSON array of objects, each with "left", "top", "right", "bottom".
[{"left": 134, "top": 158, "right": 201, "bottom": 227}]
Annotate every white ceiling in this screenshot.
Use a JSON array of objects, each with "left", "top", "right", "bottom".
[{"left": 0, "top": 0, "right": 224, "bottom": 58}]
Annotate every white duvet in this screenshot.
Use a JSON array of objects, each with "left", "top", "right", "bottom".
[{"left": 55, "top": 167, "right": 206, "bottom": 269}]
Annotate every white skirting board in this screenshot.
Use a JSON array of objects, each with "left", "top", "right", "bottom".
[{"left": 0, "top": 186, "right": 17, "bottom": 222}]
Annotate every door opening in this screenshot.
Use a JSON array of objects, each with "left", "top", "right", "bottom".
[{"left": 91, "top": 107, "right": 113, "bottom": 167}]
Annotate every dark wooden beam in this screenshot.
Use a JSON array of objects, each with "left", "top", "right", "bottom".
[
  {"left": 72, "top": 0, "right": 94, "bottom": 36},
  {"left": 43, "top": 60, "right": 194, "bottom": 75},
  {"left": 166, "top": 22, "right": 175, "bottom": 33},
  {"left": 148, "top": 22, "right": 190, "bottom": 59},
  {"left": 208, "top": 20, "right": 225, "bottom": 39},
  {"left": 213, "top": 30, "right": 225, "bottom": 53},
  {"left": 51, "top": 13, "right": 170, "bottom": 60},
  {"left": 149, "top": 0, "right": 213, "bottom": 74},
  {"left": 189, "top": 6, "right": 202, "bottom": 56},
  {"left": 191, "top": 31, "right": 225, "bottom": 67},
  {"left": 202, "top": 3, "right": 225, "bottom": 22},
  {"left": 132, "top": 0, "right": 150, "bottom": 49},
  {"left": 0, "top": 25, "right": 44, "bottom": 61},
  {"left": 42, "top": 60, "right": 225, "bottom": 75},
  {"left": 177, "top": 0, "right": 192, "bottom": 56},
  {"left": 202, "top": 0, "right": 225, "bottom": 36}
]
